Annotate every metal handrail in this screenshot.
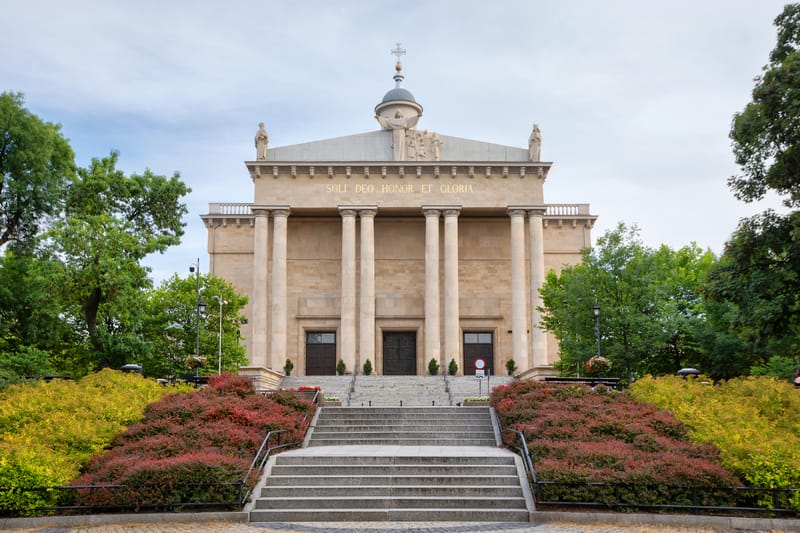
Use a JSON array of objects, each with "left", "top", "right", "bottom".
[
  {"left": 347, "top": 373, "right": 356, "bottom": 406},
  {"left": 443, "top": 372, "right": 453, "bottom": 406}
]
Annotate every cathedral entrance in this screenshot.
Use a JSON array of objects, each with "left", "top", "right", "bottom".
[
  {"left": 463, "top": 332, "right": 494, "bottom": 376},
  {"left": 305, "top": 332, "right": 337, "bottom": 375},
  {"left": 382, "top": 332, "right": 417, "bottom": 375}
]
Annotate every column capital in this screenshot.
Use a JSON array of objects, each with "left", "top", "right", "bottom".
[
  {"left": 507, "top": 208, "right": 527, "bottom": 218},
  {"left": 271, "top": 207, "right": 291, "bottom": 218},
  {"left": 358, "top": 207, "right": 378, "bottom": 218},
  {"left": 527, "top": 206, "right": 547, "bottom": 217},
  {"left": 251, "top": 206, "right": 271, "bottom": 217},
  {"left": 422, "top": 207, "right": 441, "bottom": 217},
  {"left": 338, "top": 207, "right": 358, "bottom": 218},
  {"left": 443, "top": 207, "right": 461, "bottom": 218}
]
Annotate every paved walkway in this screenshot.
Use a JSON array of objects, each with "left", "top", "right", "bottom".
[{"left": 25, "top": 522, "right": 727, "bottom": 533}]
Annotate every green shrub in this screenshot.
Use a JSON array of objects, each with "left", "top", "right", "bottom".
[
  {"left": 428, "top": 358, "right": 440, "bottom": 375},
  {"left": 336, "top": 359, "right": 346, "bottom": 375},
  {"left": 0, "top": 369, "right": 187, "bottom": 514},
  {"left": 448, "top": 359, "right": 458, "bottom": 376},
  {"left": 363, "top": 359, "right": 372, "bottom": 376},
  {"left": 631, "top": 374, "right": 800, "bottom": 509}
]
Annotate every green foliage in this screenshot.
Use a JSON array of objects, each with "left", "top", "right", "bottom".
[
  {"left": 631, "top": 375, "right": 800, "bottom": 508},
  {"left": 0, "top": 92, "right": 76, "bottom": 250},
  {"left": 750, "top": 355, "right": 800, "bottom": 382},
  {"left": 0, "top": 369, "right": 187, "bottom": 514},
  {"left": 336, "top": 359, "right": 345, "bottom": 376},
  {"left": 448, "top": 358, "right": 458, "bottom": 376},
  {"left": 50, "top": 152, "right": 190, "bottom": 370},
  {"left": 709, "top": 4, "right": 800, "bottom": 361},
  {"left": 362, "top": 358, "right": 372, "bottom": 376},
  {"left": 542, "top": 223, "right": 723, "bottom": 380},
  {"left": 504, "top": 359, "right": 516, "bottom": 375},
  {"left": 283, "top": 358, "right": 294, "bottom": 375},
  {"left": 141, "top": 273, "right": 247, "bottom": 379},
  {"left": 428, "top": 358, "right": 440, "bottom": 375}
]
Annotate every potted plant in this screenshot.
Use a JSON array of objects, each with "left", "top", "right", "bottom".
[
  {"left": 428, "top": 358, "right": 440, "bottom": 375},
  {"left": 283, "top": 358, "right": 294, "bottom": 376},
  {"left": 336, "top": 359, "right": 346, "bottom": 376},
  {"left": 448, "top": 358, "right": 458, "bottom": 376},
  {"left": 505, "top": 358, "right": 516, "bottom": 376},
  {"left": 363, "top": 358, "right": 373, "bottom": 376}
]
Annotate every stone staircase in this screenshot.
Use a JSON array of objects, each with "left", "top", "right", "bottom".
[
  {"left": 278, "top": 374, "right": 517, "bottom": 407},
  {"left": 250, "top": 376, "right": 532, "bottom": 522},
  {"left": 308, "top": 406, "right": 497, "bottom": 446},
  {"left": 349, "top": 376, "right": 450, "bottom": 406},
  {"left": 250, "top": 450, "right": 529, "bottom": 522}
]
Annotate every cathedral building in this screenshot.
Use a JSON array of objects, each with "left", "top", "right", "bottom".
[{"left": 201, "top": 54, "right": 596, "bottom": 388}]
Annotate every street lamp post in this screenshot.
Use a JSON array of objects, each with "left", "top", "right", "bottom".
[
  {"left": 213, "top": 295, "right": 227, "bottom": 375},
  {"left": 189, "top": 260, "right": 206, "bottom": 380},
  {"left": 592, "top": 299, "right": 601, "bottom": 359}
]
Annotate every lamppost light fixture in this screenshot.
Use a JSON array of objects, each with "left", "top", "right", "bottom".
[{"left": 593, "top": 300, "right": 600, "bottom": 318}]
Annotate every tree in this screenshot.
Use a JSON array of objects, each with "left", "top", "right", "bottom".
[
  {"left": 707, "top": 4, "right": 800, "bottom": 359},
  {"left": 540, "top": 224, "right": 718, "bottom": 380},
  {"left": 0, "top": 92, "right": 75, "bottom": 250},
  {"left": 141, "top": 273, "right": 248, "bottom": 378},
  {"left": 51, "top": 152, "right": 190, "bottom": 369}
]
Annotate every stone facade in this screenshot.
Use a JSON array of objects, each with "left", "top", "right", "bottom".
[{"left": 201, "top": 59, "right": 596, "bottom": 380}]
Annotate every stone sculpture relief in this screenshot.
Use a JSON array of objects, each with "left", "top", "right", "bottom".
[{"left": 255, "top": 122, "right": 269, "bottom": 160}]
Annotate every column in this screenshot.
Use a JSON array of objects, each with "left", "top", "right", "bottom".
[
  {"left": 509, "top": 209, "right": 529, "bottom": 373},
  {"left": 529, "top": 208, "right": 548, "bottom": 368},
  {"left": 423, "top": 208, "right": 441, "bottom": 367},
  {"left": 443, "top": 208, "right": 461, "bottom": 372},
  {"left": 339, "top": 208, "right": 357, "bottom": 374},
  {"left": 251, "top": 207, "right": 270, "bottom": 368},
  {"left": 359, "top": 208, "right": 377, "bottom": 369},
  {"left": 270, "top": 208, "right": 290, "bottom": 371}
]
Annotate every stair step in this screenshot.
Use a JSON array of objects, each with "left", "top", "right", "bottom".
[
  {"left": 250, "top": 509, "right": 530, "bottom": 522},
  {"left": 270, "top": 465, "right": 517, "bottom": 476},
  {"left": 308, "top": 438, "right": 496, "bottom": 446},
  {"left": 254, "top": 496, "right": 527, "bottom": 510},
  {"left": 260, "top": 485, "right": 523, "bottom": 497},
  {"left": 275, "top": 455, "right": 514, "bottom": 465},
  {"left": 264, "top": 475, "right": 521, "bottom": 486}
]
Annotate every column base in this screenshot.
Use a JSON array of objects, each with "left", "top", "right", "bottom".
[
  {"left": 238, "top": 366, "right": 284, "bottom": 392},
  {"left": 517, "top": 366, "right": 559, "bottom": 381}
]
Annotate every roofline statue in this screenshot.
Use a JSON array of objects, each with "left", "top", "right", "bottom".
[
  {"left": 529, "top": 123, "right": 541, "bottom": 162},
  {"left": 255, "top": 122, "right": 269, "bottom": 160}
]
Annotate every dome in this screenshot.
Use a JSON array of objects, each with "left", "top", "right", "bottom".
[{"left": 381, "top": 87, "right": 417, "bottom": 104}]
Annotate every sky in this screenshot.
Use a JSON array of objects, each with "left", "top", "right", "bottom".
[{"left": 1, "top": 0, "right": 791, "bottom": 283}]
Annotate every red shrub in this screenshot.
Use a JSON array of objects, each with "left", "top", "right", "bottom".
[
  {"left": 492, "top": 380, "right": 740, "bottom": 491},
  {"left": 71, "top": 375, "right": 315, "bottom": 507}
]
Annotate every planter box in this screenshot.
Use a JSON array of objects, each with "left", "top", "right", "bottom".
[
  {"left": 463, "top": 400, "right": 490, "bottom": 406},
  {"left": 323, "top": 400, "right": 342, "bottom": 406}
]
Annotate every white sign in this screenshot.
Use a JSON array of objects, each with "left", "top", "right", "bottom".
[
  {"left": 475, "top": 369, "right": 485, "bottom": 378},
  {"left": 474, "top": 358, "right": 486, "bottom": 370}
]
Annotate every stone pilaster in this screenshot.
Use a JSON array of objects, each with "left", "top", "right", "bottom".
[
  {"left": 359, "top": 208, "right": 377, "bottom": 370},
  {"left": 269, "top": 208, "right": 290, "bottom": 371},
  {"left": 423, "top": 208, "right": 441, "bottom": 367},
  {"left": 339, "top": 208, "right": 358, "bottom": 374},
  {"left": 250, "top": 207, "right": 270, "bottom": 368},
  {"left": 443, "top": 208, "right": 461, "bottom": 373},
  {"left": 509, "top": 208, "right": 529, "bottom": 373},
  {"left": 529, "top": 207, "right": 548, "bottom": 368}
]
